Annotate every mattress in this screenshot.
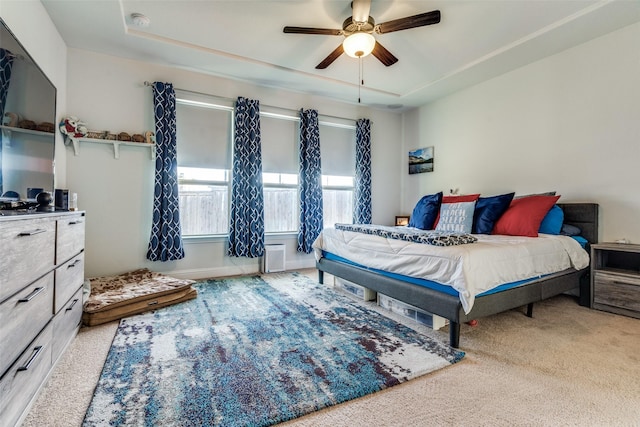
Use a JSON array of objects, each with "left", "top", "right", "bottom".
[
  {"left": 313, "top": 228, "right": 589, "bottom": 313},
  {"left": 82, "top": 268, "right": 197, "bottom": 326}
]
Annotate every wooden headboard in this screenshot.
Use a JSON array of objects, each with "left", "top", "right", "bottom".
[{"left": 558, "top": 203, "right": 599, "bottom": 244}]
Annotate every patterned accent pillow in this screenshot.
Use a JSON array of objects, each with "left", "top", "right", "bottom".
[{"left": 435, "top": 201, "right": 477, "bottom": 233}]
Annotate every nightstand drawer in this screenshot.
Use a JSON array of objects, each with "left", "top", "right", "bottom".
[{"left": 593, "top": 271, "right": 640, "bottom": 314}]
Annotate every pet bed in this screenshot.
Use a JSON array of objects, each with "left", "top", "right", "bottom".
[{"left": 82, "top": 268, "right": 197, "bottom": 326}]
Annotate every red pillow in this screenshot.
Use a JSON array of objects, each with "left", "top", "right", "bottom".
[
  {"left": 433, "top": 194, "right": 480, "bottom": 228},
  {"left": 492, "top": 195, "right": 561, "bottom": 237}
]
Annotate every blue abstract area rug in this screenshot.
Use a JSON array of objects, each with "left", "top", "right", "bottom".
[{"left": 83, "top": 272, "right": 464, "bottom": 427}]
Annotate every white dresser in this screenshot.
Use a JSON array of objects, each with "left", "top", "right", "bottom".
[{"left": 0, "top": 211, "right": 85, "bottom": 427}]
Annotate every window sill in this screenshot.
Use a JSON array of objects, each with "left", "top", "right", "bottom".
[{"left": 182, "top": 231, "right": 299, "bottom": 244}]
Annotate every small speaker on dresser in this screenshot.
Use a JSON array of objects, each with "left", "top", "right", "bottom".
[{"left": 55, "top": 188, "right": 69, "bottom": 210}]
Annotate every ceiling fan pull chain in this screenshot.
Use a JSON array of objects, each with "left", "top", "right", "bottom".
[{"left": 358, "top": 57, "right": 363, "bottom": 103}]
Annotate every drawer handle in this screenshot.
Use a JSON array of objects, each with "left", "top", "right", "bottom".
[
  {"left": 17, "top": 345, "right": 44, "bottom": 372},
  {"left": 18, "top": 287, "right": 44, "bottom": 302},
  {"left": 68, "top": 220, "right": 84, "bottom": 225},
  {"left": 612, "top": 280, "right": 637, "bottom": 286},
  {"left": 66, "top": 298, "right": 79, "bottom": 311},
  {"left": 18, "top": 228, "right": 46, "bottom": 237},
  {"left": 67, "top": 259, "right": 82, "bottom": 269}
]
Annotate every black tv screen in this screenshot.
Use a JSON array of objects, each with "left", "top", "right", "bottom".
[{"left": 0, "top": 18, "right": 56, "bottom": 203}]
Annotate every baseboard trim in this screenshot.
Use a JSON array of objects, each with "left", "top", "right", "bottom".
[{"left": 166, "top": 259, "right": 316, "bottom": 281}]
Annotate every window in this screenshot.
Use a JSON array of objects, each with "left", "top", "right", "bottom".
[
  {"left": 178, "top": 167, "right": 230, "bottom": 236},
  {"left": 263, "top": 172, "right": 298, "bottom": 233},
  {"left": 175, "top": 94, "right": 357, "bottom": 237},
  {"left": 322, "top": 175, "right": 354, "bottom": 228},
  {"left": 320, "top": 121, "right": 356, "bottom": 228},
  {"left": 175, "top": 94, "right": 233, "bottom": 237},
  {"left": 261, "top": 112, "right": 299, "bottom": 233}
]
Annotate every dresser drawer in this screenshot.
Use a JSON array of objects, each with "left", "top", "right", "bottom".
[
  {"left": 52, "top": 287, "right": 82, "bottom": 364},
  {"left": 0, "top": 218, "right": 55, "bottom": 302},
  {"left": 0, "top": 272, "right": 54, "bottom": 375},
  {"left": 56, "top": 213, "right": 86, "bottom": 265},
  {"left": 0, "top": 322, "right": 53, "bottom": 427},
  {"left": 54, "top": 252, "right": 85, "bottom": 313},
  {"left": 593, "top": 271, "right": 640, "bottom": 314}
]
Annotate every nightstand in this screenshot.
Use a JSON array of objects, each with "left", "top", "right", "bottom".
[{"left": 590, "top": 243, "right": 640, "bottom": 319}]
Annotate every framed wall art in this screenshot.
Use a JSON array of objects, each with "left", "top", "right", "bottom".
[{"left": 409, "top": 146, "right": 434, "bottom": 174}]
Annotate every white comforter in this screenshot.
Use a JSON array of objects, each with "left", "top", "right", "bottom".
[{"left": 312, "top": 227, "right": 589, "bottom": 314}]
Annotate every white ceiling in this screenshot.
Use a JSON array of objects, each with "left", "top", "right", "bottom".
[{"left": 41, "top": 0, "right": 640, "bottom": 110}]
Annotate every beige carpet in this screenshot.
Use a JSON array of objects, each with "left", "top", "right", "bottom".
[{"left": 23, "top": 271, "right": 640, "bottom": 427}]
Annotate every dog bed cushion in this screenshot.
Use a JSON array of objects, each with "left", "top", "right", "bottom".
[{"left": 82, "top": 268, "right": 197, "bottom": 326}]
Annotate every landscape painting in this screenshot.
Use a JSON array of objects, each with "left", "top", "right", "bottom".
[{"left": 408, "top": 146, "right": 434, "bottom": 174}]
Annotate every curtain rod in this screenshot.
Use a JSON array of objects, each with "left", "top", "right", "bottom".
[{"left": 143, "top": 81, "right": 360, "bottom": 124}]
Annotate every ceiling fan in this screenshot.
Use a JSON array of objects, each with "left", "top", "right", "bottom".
[{"left": 283, "top": 0, "right": 441, "bottom": 69}]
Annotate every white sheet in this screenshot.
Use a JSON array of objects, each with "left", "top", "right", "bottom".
[{"left": 312, "top": 227, "right": 589, "bottom": 314}]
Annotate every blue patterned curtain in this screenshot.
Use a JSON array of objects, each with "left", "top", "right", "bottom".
[
  {"left": 353, "top": 118, "right": 372, "bottom": 224},
  {"left": 297, "top": 109, "right": 323, "bottom": 254},
  {"left": 147, "top": 82, "right": 185, "bottom": 262},
  {"left": 0, "top": 49, "right": 15, "bottom": 194},
  {"left": 228, "top": 97, "right": 264, "bottom": 258}
]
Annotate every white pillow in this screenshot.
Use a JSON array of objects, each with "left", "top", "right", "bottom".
[{"left": 435, "top": 201, "right": 477, "bottom": 233}]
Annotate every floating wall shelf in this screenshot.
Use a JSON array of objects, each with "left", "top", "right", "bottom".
[
  {"left": 1, "top": 125, "right": 55, "bottom": 146},
  {"left": 65, "top": 136, "right": 156, "bottom": 160}
]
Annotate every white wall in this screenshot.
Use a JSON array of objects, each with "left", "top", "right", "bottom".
[
  {"left": 1, "top": 0, "right": 68, "bottom": 187},
  {"left": 64, "top": 49, "right": 403, "bottom": 278},
  {"left": 402, "top": 22, "right": 640, "bottom": 244}
]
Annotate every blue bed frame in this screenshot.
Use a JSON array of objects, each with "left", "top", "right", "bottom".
[{"left": 317, "top": 203, "right": 598, "bottom": 348}]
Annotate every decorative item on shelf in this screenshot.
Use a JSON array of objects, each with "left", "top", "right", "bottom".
[
  {"left": 105, "top": 132, "right": 117, "bottom": 140},
  {"left": 117, "top": 132, "right": 132, "bottom": 141},
  {"left": 36, "top": 122, "right": 55, "bottom": 133},
  {"left": 145, "top": 131, "right": 155, "bottom": 144},
  {"left": 131, "top": 133, "right": 144, "bottom": 143},
  {"left": 18, "top": 119, "right": 37, "bottom": 130},
  {"left": 86, "top": 130, "right": 107, "bottom": 139},
  {"left": 59, "top": 116, "right": 88, "bottom": 140},
  {"left": 4, "top": 112, "right": 19, "bottom": 127}
]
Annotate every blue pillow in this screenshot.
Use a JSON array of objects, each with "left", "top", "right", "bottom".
[
  {"left": 571, "top": 236, "right": 588, "bottom": 248},
  {"left": 435, "top": 201, "right": 477, "bottom": 233},
  {"left": 472, "top": 192, "right": 515, "bottom": 234},
  {"left": 408, "top": 192, "right": 443, "bottom": 230},
  {"left": 561, "top": 223, "right": 581, "bottom": 236},
  {"left": 539, "top": 205, "right": 564, "bottom": 235}
]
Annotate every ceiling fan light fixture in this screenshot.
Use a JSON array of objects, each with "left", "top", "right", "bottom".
[{"left": 342, "top": 32, "right": 375, "bottom": 58}]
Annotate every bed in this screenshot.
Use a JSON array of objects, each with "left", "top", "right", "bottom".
[{"left": 314, "top": 203, "right": 598, "bottom": 348}]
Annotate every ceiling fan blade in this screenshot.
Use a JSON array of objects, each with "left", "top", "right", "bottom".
[
  {"left": 371, "top": 41, "right": 398, "bottom": 67},
  {"left": 377, "top": 10, "right": 441, "bottom": 34},
  {"left": 351, "top": 0, "right": 371, "bottom": 23},
  {"left": 316, "top": 44, "right": 345, "bottom": 69},
  {"left": 283, "top": 26, "right": 342, "bottom": 36}
]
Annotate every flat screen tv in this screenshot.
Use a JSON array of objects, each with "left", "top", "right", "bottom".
[{"left": 0, "top": 18, "right": 56, "bottom": 204}]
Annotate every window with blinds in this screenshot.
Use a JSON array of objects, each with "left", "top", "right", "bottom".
[{"left": 174, "top": 93, "right": 357, "bottom": 237}]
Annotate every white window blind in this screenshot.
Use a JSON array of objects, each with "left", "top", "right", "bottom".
[
  {"left": 260, "top": 113, "right": 298, "bottom": 175},
  {"left": 319, "top": 122, "right": 356, "bottom": 176},
  {"left": 175, "top": 98, "right": 232, "bottom": 170}
]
